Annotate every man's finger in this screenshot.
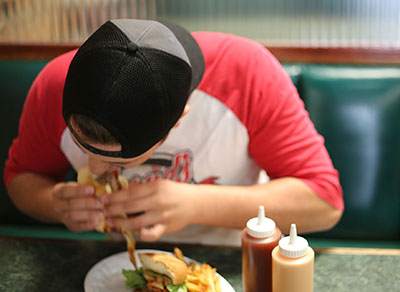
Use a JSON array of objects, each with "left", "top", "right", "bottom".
[
  {"left": 105, "top": 196, "right": 151, "bottom": 217},
  {"left": 138, "top": 224, "right": 166, "bottom": 242},
  {"left": 55, "top": 196, "right": 103, "bottom": 212},
  {"left": 70, "top": 196, "right": 104, "bottom": 210},
  {"left": 53, "top": 182, "right": 94, "bottom": 199},
  {"left": 108, "top": 210, "right": 163, "bottom": 231},
  {"left": 61, "top": 209, "right": 104, "bottom": 224},
  {"left": 101, "top": 183, "right": 154, "bottom": 204}
]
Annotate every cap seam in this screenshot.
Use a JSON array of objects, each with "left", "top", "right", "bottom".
[
  {"left": 136, "top": 49, "right": 170, "bottom": 134},
  {"left": 115, "top": 20, "right": 158, "bottom": 44},
  {"left": 139, "top": 47, "right": 192, "bottom": 128},
  {"left": 112, "top": 20, "right": 191, "bottom": 67},
  {"left": 99, "top": 53, "right": 129, "bottom": 113}
]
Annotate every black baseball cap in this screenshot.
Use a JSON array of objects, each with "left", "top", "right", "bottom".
[{"left": 63, "top": 19, "right": 205, "bottom": 158}]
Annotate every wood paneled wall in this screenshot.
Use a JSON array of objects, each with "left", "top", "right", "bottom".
[{"left": 0, "top": 42, "right": 399, "bottom": 65}]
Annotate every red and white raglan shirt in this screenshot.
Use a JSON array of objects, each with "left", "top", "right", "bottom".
[{"left": 4, "top": 32, "right": 343, "bottom": 246}]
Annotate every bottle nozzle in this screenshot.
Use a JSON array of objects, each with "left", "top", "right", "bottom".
[
  {"left": 257, "top": 206, "right": 265, "bottom": 225},
  {"left": 289, "top": 223, "right": 297, "bottom": 245},
  {"left": 278, "top": 223, "right": 309, "bottom": 258},
  {"left": 246, "top": 205, "right": 276, "bottom": 238}
]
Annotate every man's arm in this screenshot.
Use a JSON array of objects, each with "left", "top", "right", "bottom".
[
  {"left": 190, "top": 177, "right": 343, "bottom": 235},
  {"left": 104, "top": 177, "right": 342, "bottom": 241},
  {"left": 4, "top": 51, "right": 82, "bottom": 224},
  {"left": 7, "top": 172, "right": 60, "bottom": 223},
  {"left": 7, "top": 172, "right": 102, "bottom": 231}
]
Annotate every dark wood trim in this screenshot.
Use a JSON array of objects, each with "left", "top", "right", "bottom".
[
  {"left": 266, "top": 46, "right": 400, "bottom": 65},
  {"left": 0, "top": 42, "right": 80, "bottom": 60},
  {"left": 0, "top": 42, "right": 400, "bottom": 65},
  {"left": 314, "top": 247, "right": 400, "bottom": 255}
]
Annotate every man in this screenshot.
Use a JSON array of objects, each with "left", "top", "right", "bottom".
[{"left": 4, "top": 19, "right": 343, "bottom": 246}]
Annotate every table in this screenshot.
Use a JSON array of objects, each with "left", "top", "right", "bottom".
[{"left": 0, "top": 236, "right": 399, "bottom": 292}]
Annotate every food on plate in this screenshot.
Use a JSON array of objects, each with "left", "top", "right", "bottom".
[
  {"left": 77, "top": 167, "right": 137, "bottom": 267},
  {"left": 173, "top": 247, "right": 185, "bottom": 262},
  {"left": 123, "top": 248, "right": 221, "bottom": 292},
  {"left": 185, "top": 262, "right": 221, "bottom": 292},
  {"left": 123, "top": 252, "right": 188, "bottom": 292}
]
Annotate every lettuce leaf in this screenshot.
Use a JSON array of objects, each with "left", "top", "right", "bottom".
[
  {"left": 122, "top": 268, "right": 147, "bottom": 290},
  {"left": 167, "top": 282, "right": 187, "bottom": 292},
  {"left": 122, "top": 268, "right": 187, "bottom": 292}
]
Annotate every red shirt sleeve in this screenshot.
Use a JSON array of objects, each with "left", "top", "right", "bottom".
[
  {"left": 194, "top": 32, "right": 344, "bottom": 210},
  {"left": 4, "top": 50, "right": 78, "bottom": 187},
  {"left": 248, "top": 61, "right": 344, "bottom": 210}
]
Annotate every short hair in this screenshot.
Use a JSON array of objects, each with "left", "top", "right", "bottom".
[{"left": 69, "top": 113, "right": 119, "bottom": 145}]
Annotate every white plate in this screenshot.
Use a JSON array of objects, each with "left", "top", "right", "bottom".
[{"left": 84, "top": 249, "right": 236, "bottom": 292}]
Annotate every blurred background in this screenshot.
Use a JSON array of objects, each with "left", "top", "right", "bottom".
[{"left": 1, "top": 0, "right": 399, "bottom": 48}]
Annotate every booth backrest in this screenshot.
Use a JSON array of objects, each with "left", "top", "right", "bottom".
[
  {"left": 286, "top": 64, "right": 400, "bottom": 241},
  {"left": 1, "top": 60, "right": 400, "bottom": 240},
  {"left": 1, "top": 61, "right": 50, "bottom": 225}
]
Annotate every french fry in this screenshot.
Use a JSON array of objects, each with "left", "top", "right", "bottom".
[
  {"left": 186, "top": 274, "right": 200, "bottom": 283},
  {"left": 186, "top": 282, "right": 202, "bottom": 292},
  {"left": 174, "top": 247, "right": 185, "bottom": 262},
  {"left": 173, "top": 248, "right": 221, "bottom": 292},
  {"left": 185, "top": 261, "right": 221, "bottom": 292}
]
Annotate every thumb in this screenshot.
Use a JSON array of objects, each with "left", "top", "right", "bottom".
[{"left": 138, "top": 224, "right": 166, "bottom": 242}]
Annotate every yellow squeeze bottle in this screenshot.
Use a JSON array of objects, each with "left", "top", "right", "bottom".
[{"left": 272, "top": 224, "right": 314, "bottom": 292}]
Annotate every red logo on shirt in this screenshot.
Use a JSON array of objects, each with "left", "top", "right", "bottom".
[{"left": 126, "top": 150, "right": 218, "bottom": 184}]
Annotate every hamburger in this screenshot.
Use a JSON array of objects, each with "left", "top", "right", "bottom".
[
  {"left": 77, "top": 167, "right": 136, "bottom": 267},
  {"left": 123, "top": 253, "right": 188, "bottom": 292},
  {"left": 77, "top": 167, "right": 128, "bottom": 232}
]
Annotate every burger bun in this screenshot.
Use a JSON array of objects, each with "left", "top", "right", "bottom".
[{"left": 139, "top": 253, "right": 188, "bottom": 285}]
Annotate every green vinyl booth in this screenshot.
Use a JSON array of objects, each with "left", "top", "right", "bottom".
[{"left": 1, "top": 58, "right": 400, "bottom": 246}]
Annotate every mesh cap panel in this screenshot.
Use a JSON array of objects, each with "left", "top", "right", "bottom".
[{"left": 63, "top": 19, "right": 202, "bottom": 157}]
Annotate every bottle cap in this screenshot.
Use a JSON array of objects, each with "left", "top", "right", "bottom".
[
  {"left": 279, "top": 224, "right": 309, "bottom": 258},
  {"left": 246, "top": 206, "right": 276, "bottom": 238}
]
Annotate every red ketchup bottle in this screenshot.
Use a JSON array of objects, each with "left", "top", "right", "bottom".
[{"left": 242, "top": 206, "right": 282, "bottom": 292}]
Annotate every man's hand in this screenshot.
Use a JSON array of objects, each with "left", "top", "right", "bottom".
[
  {"left": 52, "top": 181, "right": 105, "bottom": 231},
  {"left": 102, "top": 180, "right": 199, "bottom": 241},
  {"left": 7, "top": 173, "right": 342, "bottom": 238}
]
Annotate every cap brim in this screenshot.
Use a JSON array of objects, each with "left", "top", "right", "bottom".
[{"left": 158, "top": 19, "right": 205, "bottom": 93}]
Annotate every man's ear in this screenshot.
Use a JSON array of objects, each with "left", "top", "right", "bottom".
[{"left": 173, "top": 104, "right": 190, "bottom": 129}]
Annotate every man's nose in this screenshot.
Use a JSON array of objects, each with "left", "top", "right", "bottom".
[{"left": 88, "top": 156, "right": 110, "bottom": 176}]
